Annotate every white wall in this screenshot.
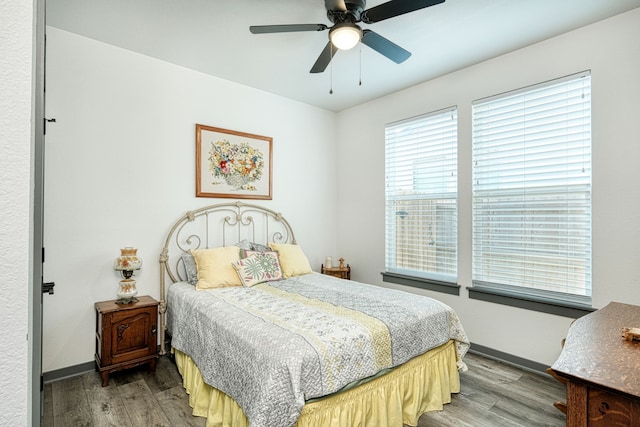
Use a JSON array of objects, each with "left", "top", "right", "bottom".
[
  {"left": 44, "top": 8, "right": 640, "bottom": 373},
  {"left": 336, "top": 8, "right": 640, "bottom": 366},
  {"left": 43, "top": 28, "right": 338, "bottom": 372},
  {"left": 0, "top": 0, "right": 33, "bottom": 425}
]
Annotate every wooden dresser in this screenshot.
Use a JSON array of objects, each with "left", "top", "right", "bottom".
[{"left": 549, "top": 302, "right": 640, "bottom": 426}]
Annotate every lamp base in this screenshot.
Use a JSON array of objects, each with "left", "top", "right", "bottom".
[
  {"left": 116, "top": 296, "right": 139, "bottom": 305},
  {"left": 117, "top": 279, "right": 138, "bottom": 304}
]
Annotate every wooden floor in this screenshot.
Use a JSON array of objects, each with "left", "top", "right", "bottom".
[{"left": 42, "top": 352, "right": 566, "bottom": 427}]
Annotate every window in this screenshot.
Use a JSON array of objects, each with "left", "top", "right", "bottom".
[
  {"left": 384, "top": 107, "right": 458, "bottom": 292},
  {"left": 471, "top": 71, "right": 592, "bottom": 308}
]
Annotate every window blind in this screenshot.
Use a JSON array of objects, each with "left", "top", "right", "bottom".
[
  {"left": 472, "top": 71, "right": 592, "bottom": 304},
  {"left": 385, "top": 107, "right": 457, "bottom": 282}
]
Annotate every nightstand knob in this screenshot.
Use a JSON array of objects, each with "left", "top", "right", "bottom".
[{"left": 151, "top": 326, "right": 157, "bottom": 335}]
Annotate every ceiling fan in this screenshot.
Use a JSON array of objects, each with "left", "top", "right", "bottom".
[{"left": 250, "top": 0, "right": 445, "bottom": 73}]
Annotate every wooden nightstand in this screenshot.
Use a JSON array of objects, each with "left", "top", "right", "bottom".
[
  {"left": 321, "top": 258, "right": 351, "bottom": 280},
  {"left": 95, "top": 295, "right": 158, "bottom": 386}
]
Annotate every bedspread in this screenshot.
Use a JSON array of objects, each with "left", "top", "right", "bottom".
[{"left": 167, "top": 272, "right": 469, "bottom": 427}]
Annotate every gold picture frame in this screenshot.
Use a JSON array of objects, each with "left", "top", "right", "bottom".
[{"left": 196, "top": 124, "right": 272, "bottom": 200}]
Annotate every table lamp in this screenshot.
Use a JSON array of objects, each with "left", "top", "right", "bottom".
[{"left": 113, "top": 247, "right": 142, "bottom": 304}]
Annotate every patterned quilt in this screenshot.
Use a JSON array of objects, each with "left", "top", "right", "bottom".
[{"left": 167, "top": 272, "right": 469, "bottom": 427}]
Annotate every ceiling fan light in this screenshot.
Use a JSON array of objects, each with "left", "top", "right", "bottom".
[{"left": 330, "top": 23, "right": 362, "bottom": 50}]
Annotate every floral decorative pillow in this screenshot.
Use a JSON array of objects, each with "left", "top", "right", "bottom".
[{"left": 232, "top": 251, "right": 283, "bottom": 287}]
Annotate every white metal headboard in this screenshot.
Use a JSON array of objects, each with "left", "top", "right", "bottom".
[{"left": 158, "top": 201, "right": 296, "bottom": 354}]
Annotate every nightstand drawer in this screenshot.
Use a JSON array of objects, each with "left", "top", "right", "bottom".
[{"left": 322, "top": 269, "right": 349, "bottom": 279}]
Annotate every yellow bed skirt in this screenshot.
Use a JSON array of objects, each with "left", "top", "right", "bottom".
[{"left": 174, "top": 340, "right": 460, "bottom": 427}]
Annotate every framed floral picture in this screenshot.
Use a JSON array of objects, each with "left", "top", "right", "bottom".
[{"left": 196, "top": 124, "right": 272, "bottom": 200}]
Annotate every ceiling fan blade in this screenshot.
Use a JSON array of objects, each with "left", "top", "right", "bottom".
[
  {"left": 310, "top": 41, "right": 337, "bottom": 73},
  {"left": 250, "top": 24, "right": 328, "bottom": 34},
  {"left": 362, "top": 0, "right": 445, "bottom": 23},
  {"left": 361, "top": 29, "right": 411, "bottom": 64}
]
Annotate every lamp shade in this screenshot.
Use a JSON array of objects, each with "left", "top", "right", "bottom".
[
  {"left": 330, "top": 23, "right": 362, "bottom": 50},
  {"left": 114, "top": 247, "right": 142, "bottom": 271}
]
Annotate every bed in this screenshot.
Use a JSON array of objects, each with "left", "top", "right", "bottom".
[{"left": 158, "top": 202, "right": 469, "bottom": 427}]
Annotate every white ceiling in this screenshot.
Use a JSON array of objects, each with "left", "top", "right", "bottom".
[{"left": 47, "top": 0, "right": 640, "bottom": 112}]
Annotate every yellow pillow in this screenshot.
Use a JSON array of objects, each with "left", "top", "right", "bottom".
[
  {"left": 268, "top": 243, "right": 312, "bottom": 278},
  {"left": 191, "top": 246, "right": 241, "bottom": 289}
]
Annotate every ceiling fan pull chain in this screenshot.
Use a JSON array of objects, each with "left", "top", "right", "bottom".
[
  {"left": 359, "top": 46, "right": 362, "bottom": 86},
  {"left": 329, "top": 43, "right": 334, "bottom": 94}
]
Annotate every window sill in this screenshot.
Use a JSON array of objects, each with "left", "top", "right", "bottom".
[
  {"left": 382, "top": 272, "right": 460, "bottom": 296},
  {"left": 468, "top": 285, "right": 595, "bottom": 318}
]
